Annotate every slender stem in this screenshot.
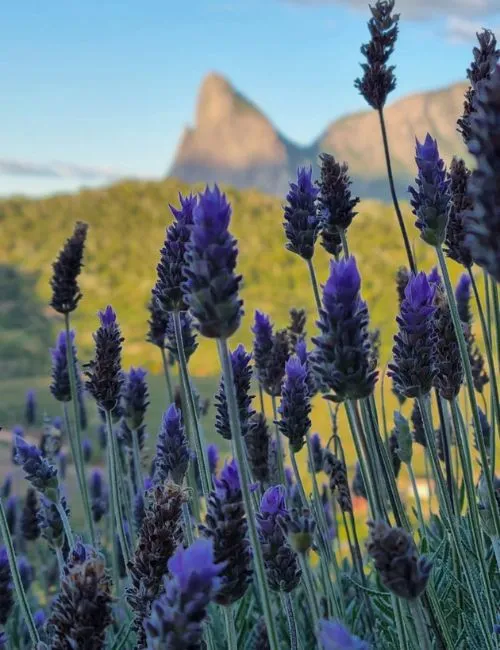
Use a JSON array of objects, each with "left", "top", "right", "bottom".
[
  {"left": 105, "top": 410, "right": 132, "bottom": 567},
  {"left": 283, "top": 593, "right": 298, "bottom": 650},
  {"left": 436, "top": 247, "right": 500, "bottom": 537},
  {"left": 258, "top": 383, "right": 266, "bottom": 416},
  {"left": 407, "top": 462, "right": 426, "bottom": 542},
  {"left": 298, "top": 553, "right": 321, "bottom": 628},
  {"left": 392, "top": 595, "right": 410, "bottom": 650},
  {"left": 173, "top": 311, "right": 211, "bottom": 498},
  {"left": 410, "top": 600, "right": 433, "bottom": 650},
  {"left": 57, "top": 501, "right": 75, "bottom": 548},
  {"left": 271, "top": 395, "right": 286, "bottom": 486},
  {"left": 306, "top": 258, "right": 322, "bottom": 313},
  {"left": 338, "top": 227, "right": 350, "bottom": 259},
  {"left": 468, "top": 268, "right": 499, "bottom": 471},
  {"left": 436, "top": 393, "right": 454, "bottom": 514},
  {"left": 290, "top": 452, "right": 307, "bottom": 508},
  {"left": 217, "top": 337, "right": 280, "bottom": 650},
  {"left": 417, "top": 396, "right": 494, "bottom": 647},
  {"left": 56, "top": 546, "right": 65, "bottom": 578},
  {"left": 110, "top": 619, "right": 135, "bottom": 650},
  {"left": 223, "top": 606, "right": 237, "bottom": 650},
  {"left": 131, "top": 428, "right": 144, "bottom": 495},
  {"left": 182, "top": 502, "right": 194, "bottom": 546},
  {"left": 377, "top": 108, "right": 416, "bottom": 273},
  {"left": 63, "top": 313, "right": 96, "bottom": 544},
  {"left": 0, "top": 498, "right": 39, "bottom": 645},
  {"left": 160, "top": 347, "right": 175, "bottom": 404}
]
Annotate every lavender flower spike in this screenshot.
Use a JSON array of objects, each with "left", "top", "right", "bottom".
[
  {"left": 25, "top": 390, "right": 36, "bottom": 427},
  {"left": 15, "top": 437, "right": 58, "bottom": 502},
  {"left": 283, "top": 166, "right": 320, "bottom": 260},
  {"left": 84, "top": 306, "right": 124, "bottom": 412},
  {"left": 278, "top": 356, "right": 311, "bottom": 453},
  {"left": 50, "top": 331, "right": 75, "bottom": 403},
  {"left": 123, "top": 367, "right": 150, "bottom": 431},
  {"left": 0, "top": 548, "right": 13, "bottom": 626},
  {"left": 388, "top": 273, "right": 437, "bottom": 399},
  {"left": 144, "top": 538, "right": 224, "bottom": 649},
  {"left": 252, "top": 311, "right": 290, "bottom": 397},
  {"left": 182, "top": 185, "right": 243, "bottom": 338},
  {"left": 318, "top": 619, "right": 370, "bottom": 650},
  {"left": 153, "top": 404, "right": 190, "bottom": 486},
  {"left": 215, "top": 344, "right": 254, "bottom": 440},
  {"left": 50, "top": 221, "right": 88, "bottom": 314},
  {"left": 313, "top": 257, "right": 377, "bottom": 402},
  {"left": 409, "top": 134, "right": 451, "bottom": 247}
]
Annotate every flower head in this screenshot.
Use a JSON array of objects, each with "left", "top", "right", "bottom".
[
  {"left": 409, "top": 134, "right": 450, "bottom": 246},
  {"left": 50, "top": 331, "right": 75, "bottom": 403},
  {"left": 313, "top": 257, "right": 377, "bottom": 402},
  {"left": 165, "top": 311, "right": 198, "bottom": 362},
  {"left": 89, "top": 470, "right": 108, "bottom": 523},
  {"left": 444, "top": 158, "right": 474, "bottom": 267},
  {"left": 245, "top": 413, "right": 271, "bottom": 485},
  {"left": 252, "top": 312, "right": 290, "bottom": 396},
  {"left": 355, "top": 0, "right": 399, "bottom": 109},
  {"left": 25, "top": 390, "right": 36, "bottom": 427},
  {"left": 432, "top": 289, "right": 464, "bottom": 401},
  {"left": 123, "top": 367, "right": 149, "bottom": 431},
  {"left": 145, "top": 539, "right": 224, "bottom": 649},
  {"left": 323, "top": 451, "right": 353, "bottom": 514},
  {"left": 277, "top": 356, "right": 311, "bottom": 453},
  {"left": 283, "top": 166, "right": 320, "bottom": 260},
  {"left": 310, "top": 433, "right": 324, "bottom": 473},
  {"left": 318, "top": 619, "right": 370, "bottom": 650},
  {"left": 146, "top": 297, "right": 169, "bottom": 348},
  {"left": 84, "top": 306, "right": 124, "bottom": 412},
  {"left": 15, "top": 437, "right": 58, "bottom": 502},
  {"left": 317, "top": 154, "right": 359, "bottom": 256},
  {"left": 50, "top": 221, "right": 88, "bottom": 314},
  {"left": 388, "top": 273, "right": 437, "bottom": 398},
  {"left": 153, "top": 405, "right": 190, "bottom": 486},
  {"left": 0, "top": 548, "right": 13, "bottom": 626},
  {"left": 215, "top": 344, "right": 254, "bottom": 440},
  {"left": 183, "top": 185, "right": 243, "bottom": 338}
]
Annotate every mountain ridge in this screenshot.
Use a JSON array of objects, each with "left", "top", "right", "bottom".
[{"left": 169, "top": 72, "right": 469, "bottom": 200}]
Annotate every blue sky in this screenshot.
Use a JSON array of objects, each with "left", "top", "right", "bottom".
[{"left": 1, "top": 0, "right": 499, "bottom": 196}]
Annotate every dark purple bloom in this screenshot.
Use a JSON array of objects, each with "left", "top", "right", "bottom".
[
  {"left": 352, "top": 462, "right": 367, "bottom": 500},
  {"left": 245, "top": 413, "right": 271, "bottom": 485},
  {"left": 153, "top": 193, "right": 196, "bottom": 314},
  {"left": 432, "top": 289, "right": 464, "bottom": 401},
  {"left": 427, "top": 267, "right": 442, "bottom": 288},
  {"left": 144, "top": 539, "right": 224, "bottom": 649},
  {"left": 5, "top": 497, "right": 17, "bottom": 536},
  {"left": 215, "top": 344, "right": 254, "bottom": 440},
  {"left": 0, "top": 548, "right": 13, "bottom": 626},
  {"left": 84, "top": 306, "right": 124, "bottom": 412},
  {"left": 475, "top": 408, "right": 492, "bottom": 459},
  {"left": 200, "top": 460, "right": 252, "bottom": 605},
  {"left": 287, "top": 307, "right": 307, "bottom": 347},
  {"left": 1, "top": 475, "right": 11, "bottom": 500},
  {"left": 147, "top": 297, "right": 169, "bottom": 348},
  {"left": 134, "top": 477, "right": 153, "bottom": 531},
  {"left": 355, "top": 0, "right": 399, "bottom": 109},
  {"left": 50, "top": 221, "right": 88, "bottom": 314},
  {"left": 324, "top": 452, "right": 353, "bottom": 514},
  {"left": 444, "top": 158, "right": 474, "bottom": 267},
  {"left": 321, "top": 486, "right": 337, "bottom": 540},
  {"left": 396, "top": 267, "right": 410, "bottom": 308},
  {"left": 310, "top": 433, "right": 324, "bottom": 473},
  {"left": 39, "top": 496, "right": 69, "bottom": 549},
  {"left": 318, "top": 619, "right": 370, "bottom": 650},
  {"left": 50, "top": 331, "right": 75, "bottom": 403},
  {"left": 182, "top": 185, "right": 243, "bottom": 339},
  {"left": 153, "top": 405, "right": 190, "bottom": 486},
  {"left": 82, "top": 438, "right": 93, "bottom": 464},
  {"left": 313, "top": 257, "right": 378, "bottom": 402},
  {"left": 25, "top": 389, "right": 36, "bottom": 426},
  {"left": 283, "top": 166, "right": 320, "bottom": 260},
  {"left": 21, "top": 488, "right": 40, "bottom": 541},
  {"left": 455, "top": 273, "right": 472, "bottom": 325},
  {"left": 465, "top": 64, "right": 500, "bottom": 282},
  {"left": 89, "top": 470, "right": 108, "bottom": 523},
  {"left": 257, "top": 486, "right": 301, "bottom": 592},
  {"left": 367, "top": 520, "right": 432, "bottom": 600},
  {"left": 388, "top": 273, "right": 437, "bottom": 399},
  {"left": 458, "top": 29, "right": 499, "bottom": 145},
  {"left": 15, "top": 437, "right": 58, "bottom": 502},
  {"left": 123, "top": 367, "right": 150, "bottom": 430},
  {"left": 278, "top": 356, "right": 311, "bottom": 453},
  {"left": 317, "top": 154, "right": 359, "bottom": 256},
  {"left": 165, "top": 311, "right": 198, "bottom": 362},
  {"left": 252, "top": 311, "right": 290, "bottom": 397},
  {"left": 295, "top": 339, "right": 318, "bottom": 397},
  {"left": 207, "top": 444, "right": 219, "bottom": 476},
  {"left": 409, "top": 134, "right": 451, "bottom": 246}
]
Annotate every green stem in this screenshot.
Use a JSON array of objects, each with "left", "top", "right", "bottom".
[
  {"left": 105, "top": 410, "right": 132, "bottom": 567},
  {"left": 298, "top": 553, "right": 321, "bottom": 628},
  {"left": 57, "top": 501, "right": 75, "bottom": 548},
  {"left": 407, "top": 462, "right": 426, "bottom": 542},
  {"left": 160, "top": 347, "right": 175, "bottom": 404},
  {"left": 290, "top": 452, "right": 307, "bottom": 508},
  {"left": 131, "top": 428, "right": 144, "bottom": 495},
  {"left": 410, "top": 600, "right": 432, "bottom": 650},
  {"left": 392, "top": 596, "right": 410, "bottom": 650},
  {"left": 436, "top": 392, "right": 455, "bottom": 514},
  {"left": 223, "top": 606, "right": 237, "bottom": 650},
  {"left": 173, "top": 310, "right": 211, "bottom": 498},
  {"left": 271, "top": 395, "right": 286, "bottom": 486},
  {"left": 0, "top": 498, "right": 39, "bottom": 645},
  {"left": 306, "top": 258, "right": 322, "bottom": 313},
  {"left": 417, "top": 396, "right": 494, "bottom": 648},
  {"left": 338, "top": 228, "right": 350, "bottom": 259},
  {"left": 283, "top": 593, "right": 298, "bottom": 650},
  {"left": 436, "top": 246, "right": 500, "bottom": 538},
  {"left": 182, "top": 501, "right": 194, "bottom": 546},
  {"left": 493, "top": 537, "right": 500, "bottom": 569},
  {"left": 377, "top": 107, "right": 416, "bottom": 274},
  {"left": 468, "top": 268, "right": 499, "bottom": 471},
  {"left": 217, "top": 337, "right": 280, "bottom": 650},
  {"left": 63, "top": 314, "right": 96, "bottom": 544}
]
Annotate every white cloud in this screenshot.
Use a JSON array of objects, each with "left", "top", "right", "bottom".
[
  {"left": 284, "top": 0, "right": 500, "bottom": 21},
  {"left": 0, "top": 159, "right": 128, "bottom": 180},
  {"left": 445, "top": 16, "right": 500, "bottom": 44}
]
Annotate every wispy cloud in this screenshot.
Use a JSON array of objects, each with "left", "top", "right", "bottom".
[
  {"left": 283, "top": 0, "right": 499, "bottom": 21},
  {"left": 445, "top": 16, "right": 500, "bottom": 44},
  {"left": 0, "top": 159, "right": 129, "bottom": 180}
]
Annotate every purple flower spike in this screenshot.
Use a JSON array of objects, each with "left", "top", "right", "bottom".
[
  {"left": 123, "top": 367, "right": 150, "bottom": 430},
  {"left": 25, "top": 390, "right": 36, "bottom": 427},
  {"left": 455, "top": 274, "right": 472, "bottom": 325},
  {"left": 183, "top": 185, "right": 243, "bottom": 339},
  {"left": 319, "top": 619, "right": 370, "bottom": 650},
  {"left": 215, "top": 344, "right": 254, "bottom": 440},
  {"left": 283, "top": 166, "right": 320, "bottom": 260},
  {"left": 278, "top": 356, "right": 311, "bottom": 453},
  {"left": 15, "top": 437, "right": 58, "bottom": 502},
  {"left": 207, "top": 444, "right": 219, "bottom": 476},
  {"left": 154, "top": 404, "right": 190, "bottom": 486}
]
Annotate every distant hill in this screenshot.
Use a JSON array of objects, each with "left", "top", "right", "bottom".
[
  {"left": 169, "top": 72, "right": 468, "bottom": 201},
  {"left": 0, "top": 177, "right": 450, "bottom": 379}
]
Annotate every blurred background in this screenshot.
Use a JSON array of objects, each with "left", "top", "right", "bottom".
[{"left": 1, "top": 0, "right": 497, "bottom": 496}]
